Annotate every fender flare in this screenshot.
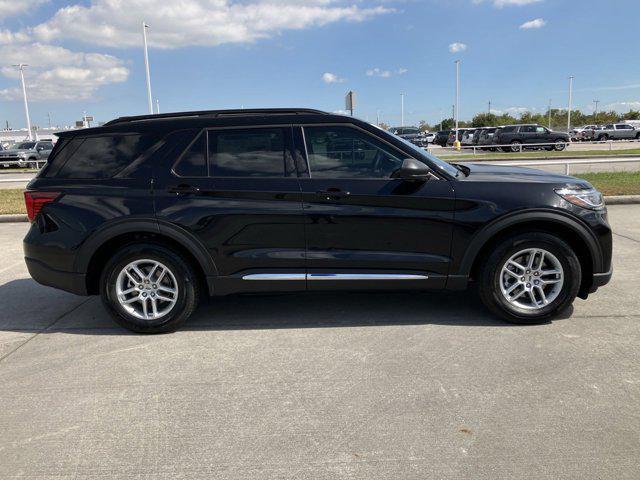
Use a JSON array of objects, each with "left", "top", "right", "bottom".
[
  {"left": 456, "top": 209, "right": 603, "bottom": 278},
  {"left": 74, "top": 217, "right": 217, "bottom": 276}
]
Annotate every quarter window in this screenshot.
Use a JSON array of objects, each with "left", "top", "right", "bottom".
[
  {"left": 208, "top": 128, "right": 292, "bottom": 177},
  {"left": 303, "top": 126, "right": 404, "bottom": 179}
]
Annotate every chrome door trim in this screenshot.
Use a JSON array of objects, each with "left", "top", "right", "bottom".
[
  {"left": 241, "top": 273, "right": 429, "bottom": 281},
  {"left": 242, "top": 274, "right": 306, "bottom": 281},
  {"left": 307, "top": 273, "right": 429, "bottom": 281}
]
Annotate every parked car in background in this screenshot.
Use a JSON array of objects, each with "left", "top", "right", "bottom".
[
  {"left": 447, "top": 128, "right": 474, "bottom": 146},
  {"left": 423, "top": 132, "right": 436, "bottom": 144},
  {"left": 23, "top": 108, "right": 612, "bottom": 333},
  {"left": 461, "top": 129, "right": 477, "bottom": 146},
  {"left": 477, "top": 127, "right": 499, "bottom": 150},
  {"left": 593, "top": 124, "right": 639, "bottom": 141},
  {"left": 0, "top": 140, "right": 54, "bottom": 168},
  {"left": 571, "top": 125, "right": 597, "bottom": 141},
  {"left": 492, "top": 124, "right": 570, "bottom": 152},
  {"left": 389, "top": 126, "right": 429, "bottom": 147},
  {"left": 433, "top": 130, "right": 451, "bottom": 147}
]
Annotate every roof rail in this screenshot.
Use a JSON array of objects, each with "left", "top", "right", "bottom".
[{"left": 104, "top": 108, "right": 329, "bottom": 126}]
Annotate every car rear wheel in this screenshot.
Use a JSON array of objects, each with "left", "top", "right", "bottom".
[
  {"left": 553, "top": 139, "right": 566, "bottom": 151},
  {"left": 478, "top": 233, "right": 581, "bottom": 324},
  {"left": 598, "top": 134, "right": 608, "bottom": 141},
  {"left": 510, "top": 140, "right": 522, "bottom": 153},
  {"left": 100, "top": 243, "right": 199, "bottom": 333}
]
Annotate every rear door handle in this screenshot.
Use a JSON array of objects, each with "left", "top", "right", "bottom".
[
  {"left": 316, "top": 189, "right": 350, "bottom": 200},
  {"left": 169, "top": 184, "right": 200, "bottom": 195}
]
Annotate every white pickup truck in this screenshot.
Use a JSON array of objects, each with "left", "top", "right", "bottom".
[{"left": 593, "top": 123, "right": 640, "bottom": 141}]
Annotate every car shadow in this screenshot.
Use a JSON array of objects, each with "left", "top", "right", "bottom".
[{"left": 0, "top": 278, "right": 573, "bottom": 335}]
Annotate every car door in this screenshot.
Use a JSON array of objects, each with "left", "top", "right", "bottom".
[
  {"left": 294, "top": 124, "right": 455, "bottom": 291},
  {"left": 154, "top": 126, "right": 307, "bottom": 295},
  {"left": 36, "top": 141, "right": 54, "bottom": 159},
  {"left": 615, "top": 124, "right": 634, "bottom": 139}
]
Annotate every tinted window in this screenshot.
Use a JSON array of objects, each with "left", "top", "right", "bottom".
[
  {"left": 304, "top": 126, "right": 403, "bottom": 179},
  {"left": 535, "top": 127, "right": 547, "bottom": 133},
  {"left": 53, "top": 134, "right": 157, "bottom": 179},
  {"left": 520, "top": 126, "right": 536, "bottom": 133},
  {"left": 174, "top": 132, "right": 207, "bottom": 177},
  {"left": 16, "top": 142, "right": 36, "bottom": 149},
  {"left": 502, "top": 126, "right": 516, "bottom": 133},
  {"left": 616, "top": 124, "right": 632, "bottom": 129},
  {"left": 209, "top": 128, "right": 291, "bottom": 177}
]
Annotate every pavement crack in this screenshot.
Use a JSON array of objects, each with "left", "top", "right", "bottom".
[
  {"left": 613, "top": 231, "right": 640, "bottom": 244},
  {"left": 0, "top": 298, "right": 92, "bottom": 365}
]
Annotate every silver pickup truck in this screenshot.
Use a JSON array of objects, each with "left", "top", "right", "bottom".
[
  {"left": 0, "top": 140, "right": 54, "bottom": 168},
  {"left": 593, "top": 123, "right": 640, "bottom": 141}
]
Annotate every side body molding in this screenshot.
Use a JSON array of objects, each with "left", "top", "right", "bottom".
[{"left": 449, "top": 209, "right": 603, "bottom": 288}]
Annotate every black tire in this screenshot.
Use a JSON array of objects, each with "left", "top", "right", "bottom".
[
  {"left": 100, "top": 242, "right": 200, "bottom": 333},
  {"left": 598, "top": 134, "right": 608, "bottom": 141},
  {"left": 478, "top": 232, "right": 581, "bottom": 324},
  {"left": 510, "top": 140, "right": 522, "bottom": 153},
  {"left": 635, "top": 133, "right": 640, "bottom": 140},
  {"left": 553, "top": 139, "right": 566, "bottom": 151}
]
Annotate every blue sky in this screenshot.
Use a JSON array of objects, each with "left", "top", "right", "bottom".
[{"left": 1, "top": 0, "right": 638, "bottom": 129}]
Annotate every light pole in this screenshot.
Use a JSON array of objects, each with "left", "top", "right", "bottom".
[
  {"left": 13, "top": 64, "right": 33, "bottom": 141},
  {"left": 142, "top": 22, "right": 154, "bottom": 114},
  {"left": 548, "top": 99, "right": 552, "bottom": 129},
  {"left": 488, "top": 100, "right": 491, "bottom": 116},
  {"left": 156, "top": 98, "right": 161, "bottom": 114},
  {"left": 567, "top": 76, "right": 574, "bottom": 132},
  {"left": 593, "top": 99, "right": 599, "bottom": 124},
  {"left": 454, "top": 60, "right": 460, "bottom": 148},
  {"left": 400, "top": 93, "right": 405, "bottom": 126}
]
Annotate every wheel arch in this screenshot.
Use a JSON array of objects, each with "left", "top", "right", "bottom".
[
  {"left": 77, "top": 218, "right": 217, "bottom": 295},
  {"left": 459, "top": 210, "right": 602, "bottom": 296}
]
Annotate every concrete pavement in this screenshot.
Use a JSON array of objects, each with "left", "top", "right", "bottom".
[{"left": 0, "top": 206, "right": 639, "bottom": 479}]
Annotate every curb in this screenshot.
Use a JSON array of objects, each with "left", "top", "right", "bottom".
[
  {"left": 0, "top": 214, "right": 28, "bottom": 223},
  {"left": 1, "top": 195, "right": 639, "bottom": 224}
]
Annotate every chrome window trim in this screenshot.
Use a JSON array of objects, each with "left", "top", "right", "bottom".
[{"left": 241, "top": 273, "right": 429, "bottom": 281}]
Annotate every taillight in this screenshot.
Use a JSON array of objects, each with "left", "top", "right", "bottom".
[{"left": 24, "top": 191, "right": 60, "bottom": 222}]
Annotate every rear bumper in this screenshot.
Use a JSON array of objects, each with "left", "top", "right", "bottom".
[{"left": 25, "top": 257, "right": 87, "bottom": 296}]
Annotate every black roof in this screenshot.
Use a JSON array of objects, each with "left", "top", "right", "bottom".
[{"left": 104, "top": 108, "right": 329, "bottom": 126}]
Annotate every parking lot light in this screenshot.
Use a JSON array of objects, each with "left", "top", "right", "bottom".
[
  {"left": 454, "top": 60, "right": 461, "bottom": 150},
  {"left": 567, "top": 75, "right": 574, "bottom": 132},
  {"left": 13, "top": 64, "right": 33, "bottom": 141}
]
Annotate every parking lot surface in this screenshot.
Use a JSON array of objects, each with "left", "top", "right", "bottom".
[{"left": 1, "top": 206, "right": 639, "bottom": 479}]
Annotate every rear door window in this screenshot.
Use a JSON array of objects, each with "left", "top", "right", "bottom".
[
  {"left": 208, "top": 128, "right": 294, "bottom": 177},
  {"left": 173, "top": 132, "right": 207, "bottom": 177}
]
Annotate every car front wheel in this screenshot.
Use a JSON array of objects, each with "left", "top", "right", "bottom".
[
  {"left": 479, "top": 233, "right": 581, "bottom": 324},
  {"left": 100, "top": 243, "right": 200, "bottom": 333}
]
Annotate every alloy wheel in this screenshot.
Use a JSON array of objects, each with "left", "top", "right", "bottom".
[
  {"left": 499, "top": 248, "right": 564, "bottom": 310},
  {"left": 115, "top": 259, "right": 179, "bottom": 320}
]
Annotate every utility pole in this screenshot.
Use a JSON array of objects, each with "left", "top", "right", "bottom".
[
  {"left": 454, "top": 60, "right": 460, "bottom": 148},
  {"left": 376, "top": 110, "right": 380, "bottom": 126},
  {"left": 47, "top": 112, "right": 52, "bottom": 129},
  {"left": 400, "top": 93, "right": 405, "bottom": 126},
  {"left": 13, "top": 64, "right": 33, "bottom": 141},
  {"left": 488, "top": 100, "right": 491, "bottom": 116},
  {"left": 548, "top": 99, "right": 552, "bottom": 129},
  {"left": 567, "top": 75, "right": 574, "bottom": 132},
  {"left": 156, "top": 98, "right": 160, "bottom": 114},
  {"left": 593, "top": 99, "right": 600, "bottom": 124},
  {"left": 142, "top": 22, "right": 154, "bottom": 114},
  {"left": 439, "top": 108, "right": 443, "bottom": 131}
]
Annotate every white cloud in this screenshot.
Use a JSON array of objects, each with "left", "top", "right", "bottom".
[
  {"left": 322, "top": 72, "right": 345, "bottom": 84},
  {"left": 33, "top": 0, "right": 394, "bottom": 49},
  {"left": 449, "top": 42, "right": 467, "bottom": 53},
  {"left": 0, "top": 29, "right": 31, "bottom": 45},
  {"left": 604, "top": 101, "right": 640, "bottom": 112},
  {"left": 0, "top": 43, "right": 128, "bottom": 101},
  {"left": 366, "top": 67, "right": 408, "bottom": 78},
  {"left": 520, "top": 18, "right": 546, "bottom": 29},
  {"left": 473, "top": 0, "right": 542, "bottom": 7},
  {"left": 0, "top": 0, "right": 48, "bottom": 18}
]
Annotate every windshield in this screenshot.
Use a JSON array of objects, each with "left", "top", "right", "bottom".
[
  {"left": 16, "top": 142, "right": 36, "bottom": 150},
  {"left": 394, "top": 135, "right": 460, "bottom": 177}
]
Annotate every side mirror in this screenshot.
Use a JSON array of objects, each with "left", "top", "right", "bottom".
[{"left": 391, "top": 158, "right": 432, "bottom": 181}]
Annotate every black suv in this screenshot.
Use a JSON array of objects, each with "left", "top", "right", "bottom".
[
  {"left": 492, "top": 124, "right": 570, "bottom": 152},
  {"left": 23, "top": 109, "right": 612, "bottom": 333}
]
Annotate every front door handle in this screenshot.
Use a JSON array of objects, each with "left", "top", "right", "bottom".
[
  {"left": 316, "top": 189, "right": 350, "bottom": 200},
  {"left": 169, "top": 184, "right": 200, "bottom": 195}
]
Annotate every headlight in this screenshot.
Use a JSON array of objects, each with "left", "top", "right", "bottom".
[{"left": 555, "top": 186, "right": 604, "bottom": 210}]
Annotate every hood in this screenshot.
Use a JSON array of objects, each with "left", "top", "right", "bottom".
[{"left": 458, "top": 162, "right": 590, "bottom": 186}]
